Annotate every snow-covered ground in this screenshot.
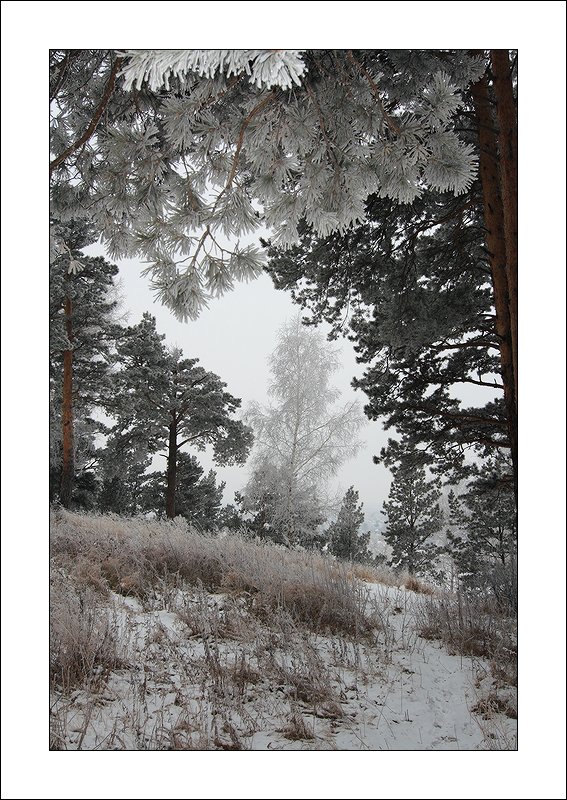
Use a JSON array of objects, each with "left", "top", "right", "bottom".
[{"left": 50, "top": 580, "right": 516, "bottom": 751}]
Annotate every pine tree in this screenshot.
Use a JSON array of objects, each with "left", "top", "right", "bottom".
[
  {"left": 49, "top": 220, "right": 120, "bottom": 507},
  {"left": 142, "top": 453, "right": 225, "bottom": 531},
  {"left": 328, "top": 487, "right": 372, "bottom": 563},
  {"left": 446, "top": 451, "right": 517, "bottom": 608},
  {"left": 217, "top": 502, "right": 246, "bottom": 533},
  {"left": 107, "top": 314, "right": 253, "bottom": 518},
  {"left": 97, "top": 438, "right": 153, "bottom": 516},
  {"left": 241, "top": 314, "right": 365, "bottom": 546},
  {"left": 382, "top": 443, "right": 443, "bottom": 577}
]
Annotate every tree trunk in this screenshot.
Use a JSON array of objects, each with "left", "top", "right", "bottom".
[
  {"left": 407, "top": 555, "right": 414, "bottom": 576},
  {"left": 165, "top": 417, "right": 178, "bottom": 518},
  {"left": 285, "top": 476, "right": 295, "bottom": 545},
  {"left": 491, "top": 49, "right": 518, "bottom": 408},
  {"left": 60, "top": 294, "right": 74, "bottom": 507},
  {"left": 471, "top": 64, "right": 518, "bottom": 503}
]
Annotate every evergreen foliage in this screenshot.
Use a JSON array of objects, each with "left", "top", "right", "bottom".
[
  {"left": 217, "top": 502, "right": 246, "bottom": 533},
  {"left": 142, "top": 453, "right": 225, "bottom": 531},
  {"left": 49, "top": 220, "right": 121, "bottom": 506},
  {"left": 105, "top": 313, "right": 253, "bottom": 518},
  {"left": 382, "top": 443, "right": 443, "bottom": 577},
  {"left": 328, "top": 487, "right": 372, "bottom": 563},
  {"left": 49, "top": 224, "right": 120, "bottom": 405},
  {"left": 97, "top": 441, "right": 153, "bottom": 516},
  {"left": 50, "top": 49, "right": 485, "bottom": 321},
  {"left": 446, "top": 452, "right": 517, "bottom": 609}
]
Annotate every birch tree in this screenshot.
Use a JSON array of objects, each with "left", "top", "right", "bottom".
[{"left": 242, "top": 314, "right": 365, "bottom": 545}]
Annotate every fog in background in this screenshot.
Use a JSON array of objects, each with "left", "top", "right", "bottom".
[{"left": 85, "top": 244, "right": 393, "bottom": 524}]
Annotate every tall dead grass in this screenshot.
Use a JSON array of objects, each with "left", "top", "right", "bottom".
[
  {"left": 50, "top": 511, "right": 516, "bottom": 751},
  {"left": 51, "top": 510, "right": 377, "bottom": 638},
  {"left": 416, "top": 590, "right": 517, "bottom": 687},
  {"left": 50, "top": 565, "right": 128, "bottom": 692}
]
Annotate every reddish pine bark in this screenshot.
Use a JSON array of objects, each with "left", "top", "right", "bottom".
[
  {"left": 491, "top": 49, "right": 518, "bottom": 407},
  {"left": 471, "top": 64, "right": 518, "bottom": 500}
]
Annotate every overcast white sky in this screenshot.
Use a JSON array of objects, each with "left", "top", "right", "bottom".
[{"left": 84, "top": 244, "right": 393, "bottom": 521}]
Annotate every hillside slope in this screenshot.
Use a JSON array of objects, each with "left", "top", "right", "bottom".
[{"left": 50, "top": 511, "right": 517, "bottom": 750}]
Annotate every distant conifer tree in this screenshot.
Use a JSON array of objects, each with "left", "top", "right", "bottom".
[
  {"left": 328, "top": 487, "right": 372, "bottom": 563},
  {"left": 382, "top": 444, "right": 443, "bottom": 577}
]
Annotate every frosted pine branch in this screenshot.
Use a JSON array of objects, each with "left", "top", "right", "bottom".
[
  {"left": 119, "top": 50, "right": 308, "bottom": 92},
  {"left": 51, "top": 49, "right": 487, "bottom": 320}
]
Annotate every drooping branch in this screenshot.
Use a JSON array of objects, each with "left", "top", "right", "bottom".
[
  {"left": 224, "top": 91, "right": 276, "bottom": 193},
  {"left": 346, "top": 50, "right": 402, "bottom": 135},
  {"left": 177, "top": 90, "right": 277, "bottom": 278},
  {"left": 50, "top": 56, "right": 123, "bottom": 175},
  {"left": 305, "top": 83, "right": 340, "bottom": 169}
]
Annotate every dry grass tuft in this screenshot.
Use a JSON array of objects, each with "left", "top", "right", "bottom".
[
  {"left": 472, "top": 690, "right": 517, "bottom": 720},
  {"left": 347, "top": 563, "right": 381, "bottom": 583},
  {"left": 403, "top": 574, "right": 436, "bottom": 595},
  {"left": 279, "top": 711, "right": 315, "bottom": 741}
]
